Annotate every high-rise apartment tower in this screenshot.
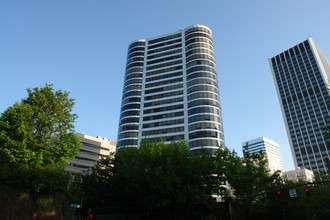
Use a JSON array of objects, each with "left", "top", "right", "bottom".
[
  {"left": 117, "top": 25, "right": 225, "bottom": 154},
  {"left": 269, "top": 37, "right": 330, "bottom": 171}
]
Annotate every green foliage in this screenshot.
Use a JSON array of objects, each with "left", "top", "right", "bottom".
[
  {"left": 86, "top": 141, "right": 286, "bottom": 218},
  {"left": 213, "top": 146, "right": 283, "bottom": 218},
  {"left": 255, "top": 182, "right": 330, "bottom": 220},
  {"left": 1, "top": 166, "right": 70, "bottom": 194},
  {"left": 314, "top": 170, "right": 330, "bottom": 182},
  {"left": 215, "top": 146, "right": 282, "bottom": 199},
  {"left": 0, "top": 84, "right": 80, "bottom": 218},
  {"left": 86, "top": 141, "right": 330, "bottom": 219},
  {"left": 87, "top": 140, "right": 219, "bottom": 217},
  {"left": 0, "top": 84, "right": 81, "bottom": 168}
]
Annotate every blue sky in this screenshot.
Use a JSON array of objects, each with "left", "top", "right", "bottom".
[{"left": 1, "top": 0, "right": 329, "bottom": 171}]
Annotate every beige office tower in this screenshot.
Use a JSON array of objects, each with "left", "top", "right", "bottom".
[{"left": 65, "top": 133, "right": 116, "bottom": 174}]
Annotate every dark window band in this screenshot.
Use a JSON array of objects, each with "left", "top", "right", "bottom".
[
  {"left": 142, "top": 126, "right": 184, "bottom": 136},
  {"left": 144, "top": 104, "right": 184, "bottom": 114},
  {"left": 143, "top": 111, "right": 184, "bottom": 121}
]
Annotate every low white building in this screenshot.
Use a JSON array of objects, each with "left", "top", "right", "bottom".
[
  {"left": 242, "top": 137, "right": 283, "bottom": 173},
  {"left": 65, "top": 133, "right": 116, "bottom": 174},
  {"left": 283, "top": 168, "right": 314, "bottom": 182}
]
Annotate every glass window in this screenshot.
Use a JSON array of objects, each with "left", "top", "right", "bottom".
[
  {"left": 143, "top": 111, "right": 184, "bottom": 121},
  {"left": 143, "top": 104, "right": 184, "bottom": 114}
]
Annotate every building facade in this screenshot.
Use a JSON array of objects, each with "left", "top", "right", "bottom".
[
  {"left": 283, "top": 168, "right": 314, "bottom": 182},
  {"left": 117, "top": 25, "right": 225, "bottom": 154},
  {"left": 242, "top": 137, "right": 283, "bottom": 172},
  {"left": 65, "top": 133, "right": 116, "bottom": 174},
  {"left": 269, "top": 37, "right": 330, "bottom": 171}
]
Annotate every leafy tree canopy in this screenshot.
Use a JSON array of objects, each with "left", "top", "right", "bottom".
[
  {"left": 214, "top": 145, "right": 282, "bottom": 202},
  {"left": 86, "top": 140, "right": 284, "bottom": 218},
  {"left": 87, "top": 140, "right": 219, "bottom": 216},
  {"left": 0, "top": 84, "right": 81, "bottom": 169}
]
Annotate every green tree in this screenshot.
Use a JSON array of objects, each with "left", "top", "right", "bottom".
[
  {"left": 0, "top": 84, "right": 81, "bottom": 169},
  {"left": 86, "top": 140, "right": 220, "bottom": 218},
  {"left": 0, "top": 84, "right": 80, "bottom": 218},
  {"left": 214, "top": 146, "right": 283, "bottom": 218}
]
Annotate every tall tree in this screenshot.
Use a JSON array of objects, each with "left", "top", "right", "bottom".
[
  {"left": 87, "top": 140, "right": 219, "bottom": 218},
  {"left": 0, "top": 84, "right": 81, "bottom": 168},
  {"left": 214, "top": 146, "right": 283, "bottom": 218}
]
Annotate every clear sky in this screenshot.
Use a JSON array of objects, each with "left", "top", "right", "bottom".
[{"left": 1, "top": 0, "right": 329, "bottom": 171}]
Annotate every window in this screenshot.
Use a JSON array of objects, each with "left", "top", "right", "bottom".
[
  {"left": 144, "top": 97, "right": 183, "bottom": 108},
  {"left": 145, "top": 83, "right": 183, "bottom": 95},
  {"left": 142, "top": 126, "right": 184, "bottom": 136},
  {"left": 143, "top": 118, "right": 184, "bottom": 128},
  {"left": 143, "top": 111, "right": 184, "bottom": 121},
  {"left": 143, "top": 104, "right": 184, "bottom": 114},
  {"left": 146, "top": 71, "right": 183, "bottom": 82},
  {"left": 145, "top": 77, "right": 183, "bottom": 88}
]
